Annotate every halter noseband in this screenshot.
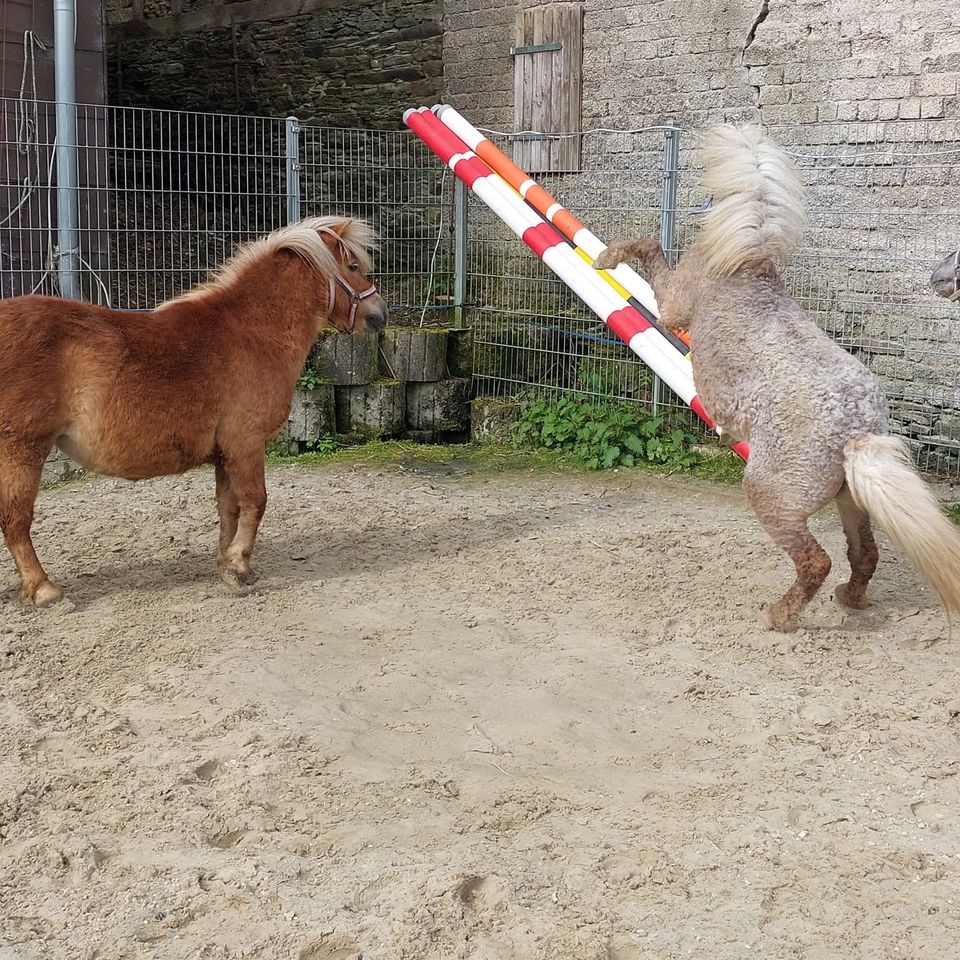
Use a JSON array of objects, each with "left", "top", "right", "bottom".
[{"left": 328, "top": 271, "right": 379, "bottom": 331}]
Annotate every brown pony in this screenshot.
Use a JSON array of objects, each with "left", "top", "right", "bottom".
[{"left": 0, "top": 216, "right": 387, "bottom": 607}]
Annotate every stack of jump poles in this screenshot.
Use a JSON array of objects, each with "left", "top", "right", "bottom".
[{"left": 403, "top": 104, "right": 750, "bottom": 462}]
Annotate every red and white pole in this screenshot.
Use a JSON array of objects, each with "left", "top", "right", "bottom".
[{"left": 402, "top": 106, "right": 749, "bottom": 461}]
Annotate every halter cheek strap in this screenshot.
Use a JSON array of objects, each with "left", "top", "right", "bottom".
[{"left": 327, "top": 273, "right": 379, "bottom": 330}]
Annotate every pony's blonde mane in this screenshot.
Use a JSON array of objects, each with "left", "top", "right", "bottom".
[{"left": 157, "top": 216, "right": 376, "bottom": 309}]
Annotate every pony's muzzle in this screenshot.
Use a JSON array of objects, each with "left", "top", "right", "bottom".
[
  {"left": 930, "top": 250, "right": 960, "bottom": 301},
  {"left": 363, "top": 297, "right": 389, "bottom": 332}
]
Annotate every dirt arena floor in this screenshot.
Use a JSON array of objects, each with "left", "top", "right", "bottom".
[{"left": 2, "top": 456, "right": 959, "bottom": 959}]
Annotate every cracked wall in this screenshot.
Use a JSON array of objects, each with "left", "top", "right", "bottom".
[
  {"left": 442, "top": 0, "right": 960, "bottom": 472},
  {"left": 443, "top": 0, "right": 960, "bottom": 130}
]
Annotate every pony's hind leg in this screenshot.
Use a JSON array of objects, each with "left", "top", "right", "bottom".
[
  {"left": 215, "top": 445, "right": 267, "bottom": 590},
  {"left": 834, "top": 488, "right": 879, "bottom": 610},
  {"left": 0, "top": 442, "right": 62, "bottom": 607},
  {"left": 743, "top": 464, "right": 833, "bottom": 632},
  {"left": 214, "top": 458, "right": 241, "bottom": 564}
]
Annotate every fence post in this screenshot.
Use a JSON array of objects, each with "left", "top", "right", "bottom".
[
  {"left": 659, "top": 120, "right": 680, "bottom": 266},
  {"left": 453, "top": 178, "right": 469, "bottom": 329},
  {"left": 653, "top": 119, "right": 681, "bottom": 415},
  {"left": 285, "top": 115, "right": 301, "bottom": 224},
  {"left": 54, "top": 0, "right": 81, "bottom": 300}
]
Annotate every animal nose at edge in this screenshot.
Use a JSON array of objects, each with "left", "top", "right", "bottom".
[{"left": 367, "top": 304, "right": 389, "bottom": 331}]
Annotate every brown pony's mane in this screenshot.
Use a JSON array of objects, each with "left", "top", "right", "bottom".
[
  {"left": 156, "top": 216, "right": 377, "bottom": 310},
  {"left": 0, "top": 215, "right": 388, "bottom": 608}
]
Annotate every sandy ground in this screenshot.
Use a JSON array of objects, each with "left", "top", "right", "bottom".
[{"left": 1, "top": 458, "right": 959, "bottom": 960}]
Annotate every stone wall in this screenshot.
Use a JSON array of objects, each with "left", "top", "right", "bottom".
[
  {"left": 1, "top": 1, "right": 106, "bottom": 103},
  {"left": 106, "top": 0, "right": 442, "bottom": 126},
  {"left": 442, "top": 0, "right": 960, "bottom": 130}
]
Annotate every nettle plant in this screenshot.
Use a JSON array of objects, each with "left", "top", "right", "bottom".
[
  {"left": 513, "top": 393, "right": 702, "bottom": 471},
  {"left": 296, "top": 367, "right": 327, "bottom": 391}
]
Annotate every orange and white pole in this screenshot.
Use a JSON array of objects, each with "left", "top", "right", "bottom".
[
  {"left": 403, "top": 106, "right": 748, "bottom": 460},
  {"left": 433, "top": 104, "right": 692, "bottom": 353}
]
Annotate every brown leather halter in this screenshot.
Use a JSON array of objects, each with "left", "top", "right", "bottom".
[{"left": 328, "top": 271, "right": 379, "bottom": 331}]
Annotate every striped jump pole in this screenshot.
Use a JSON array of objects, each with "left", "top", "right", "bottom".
[
  {"left": 403, "top": 106, "right": 749, "bottom": 461},
  {"left": 433, "top": 103, "right": 693, "bottom": 354}
]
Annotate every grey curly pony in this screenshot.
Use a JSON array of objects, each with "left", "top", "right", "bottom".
[{"left": 595, "top": 124, "right": 960, "bottom": 634}]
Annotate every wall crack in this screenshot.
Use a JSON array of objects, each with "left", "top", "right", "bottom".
[
  {"left": 742, "top": 0, "right": 771, "bottom": 110},
  {"left": 743, "top": 0, "right": 771, "bottom": 58}
]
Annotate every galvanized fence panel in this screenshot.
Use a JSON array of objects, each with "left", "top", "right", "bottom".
[
  {"left": 1, "top": 98, "right": 290, "bottom": 307},
  {"left": 4, "top": 95, "right": 960, "bottom": 476},
  {"left": 296, "top": 123, "right": 455, "bottom": 325},
  {"left": 467, "top": 126, "right": 669, "bottom": 406},
  {"left": 0, "top": 98, "right": 450, "bottom": 319}
]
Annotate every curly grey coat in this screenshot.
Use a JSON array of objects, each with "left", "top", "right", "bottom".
[{"left": 595, "top": 125, "right": 960, "bottom": 634}]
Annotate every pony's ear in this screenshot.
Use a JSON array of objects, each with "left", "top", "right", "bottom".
[{"left": 328, "top": 219, "right": 352, "bottom": 238}]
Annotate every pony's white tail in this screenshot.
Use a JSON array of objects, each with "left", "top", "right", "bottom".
[
  {"left": 697, "top": 124, "right": 807, "bottom": 279},
  {"left": 844, "top": 434, "right": 960, "bottom": 624}
]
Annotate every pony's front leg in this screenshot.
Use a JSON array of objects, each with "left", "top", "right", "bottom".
[
  {"left": 0, "top": 442, "right": 63, "bottom": 607},
  {"left": 593, "top": 237, "right": 671, "bottom": 281},
  {"left": 593, "top": 238, "right": 691, "bottom": 333},
  {"left": 216, "top": 448, "right": 267, "bottom": 591}
]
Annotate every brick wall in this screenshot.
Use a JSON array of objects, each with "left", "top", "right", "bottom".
[
  {"left": 442, "top": 0, "right": 960, "bottom": 129},
  {"left": 443, "top": 1, "right": 960, "bottom": 474}
]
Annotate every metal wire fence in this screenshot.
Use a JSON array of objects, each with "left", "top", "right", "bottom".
[
  {"left": 297, "top": 124, "right": 454, "bottom": 323},
  {"left": 468, "top": 126, "right": 669, "bottom": 411},
  {"left": 0, "top": 97, "right": 451, "bottom": 318},
  {"left": 469, "top": 120, "right": 960, "bottom": 476},
  {"left": 3, "top": 97, "right": 960, "bottom": 474},
  {"left": 766, "top": 120, "right": 960, "bottom": 476},
  {"left": 1, "top": 99, "right": 288, "bottom": 306}
]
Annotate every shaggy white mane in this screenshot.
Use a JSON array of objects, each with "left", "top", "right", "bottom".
[{"left": 697, "top": 124, "right": 807, "bottom": 279}]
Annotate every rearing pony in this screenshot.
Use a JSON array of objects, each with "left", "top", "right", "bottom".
[
  {"left": 0, "top": 216, "right": 387, "bottom": 607},
  {"left": 595, "top": 128, "right": 960, "bottom": 633}
]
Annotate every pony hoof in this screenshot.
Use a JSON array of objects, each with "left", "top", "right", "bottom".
[
  {"left": 762, "top": 605, "right": 798, "bottom": 633},
  {"left": 835, "top": 583, "right": 870, "bottom": 610},
  {"left": 23, "top": 580, "right": 64, "bottom": 609},
  {"left": 220, "top": 566, "right": 258, "bottom": 594}
]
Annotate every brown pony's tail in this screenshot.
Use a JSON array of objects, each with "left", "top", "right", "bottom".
[{"left": 844, "top": 433, "right": 960, "bottom": 630}]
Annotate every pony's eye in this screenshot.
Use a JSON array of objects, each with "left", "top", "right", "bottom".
[{"left": 348, "top": 262, "right": 359, "bottom": 272}]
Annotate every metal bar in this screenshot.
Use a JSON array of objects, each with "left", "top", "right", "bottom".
[
  {"left": 513, "top": 42, "right": 562, "bottom": 55},
  {"left": 54, "top": 0, "right": 81, "bottom": 300},
  {"left": 650, "top": 121, "right": 681, "bottom": 415},
  {"left": 285, "top": 115, "right": 301, "bottom": 223},
  {"left": 453, "top": 177, "right": 468, "bottom": 329},
  {"left": 659, "top": 119, "right": 680, "bottom": 267},
  {"left": 513, "top": 133, "right": 561, "bottom": 142}
]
